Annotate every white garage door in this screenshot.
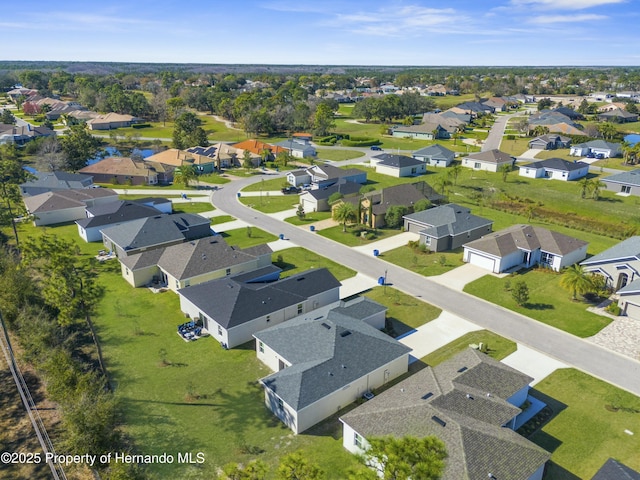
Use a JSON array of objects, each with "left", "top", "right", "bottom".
[
  {"left": 468, "top": 252, "right": 496, "bottom": 272},
  {"left": 624, "top": 302, "right": 640, "bottom": 321}
]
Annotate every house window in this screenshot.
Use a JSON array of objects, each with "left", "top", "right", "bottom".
[
  {"left": 277, "top": 398, "right": 284, "bottom": 410},
  {"left": 411, "top": 167, "right": 417, "bottom": 174},
  {"left": 226, "top": 268, "right": 231, "bottom": 276},
  {"left": 217, "top": 325, "right": 223, "bottom": 336},
  {"left": 297, "top": 303, "right": 303, "bottom": 314},
  {"left": 266, "top": 315, "right": 271, "bottom": 323},
  {"left": 125, "top": 267, "right": 129, "bottom": 275},
  {"left": 474, "top": 162, "right": 481, "bottom": 169},
  {"left": 175, "top": 280, "right": 180, "bottom": 289},
  {"left": 424, "top": 236, "right": 432, "bottom": 246},
  {"left": 541, "top": 252, "right": 554, "bottom": 265},
  {"left": 184, "top": 280, "right": 190, "bottom": 287},
  {"left": 622, "top": 185, "right": 631, "bottom": 194},
  {"left": 259, "top": 341, "right": 264, "bottom": 353},
  {"left": 354, "top": 432, "right": 364, "bottom": 448}
]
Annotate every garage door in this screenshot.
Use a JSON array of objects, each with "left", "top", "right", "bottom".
[
  {"left": 468, "top": 252, "right": 496, "bottom": 272},
  {"left": 624, "top": 302, "right": 640, "bottom": 321}
]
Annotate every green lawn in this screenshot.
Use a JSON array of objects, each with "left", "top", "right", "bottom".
[
  {"left": 273, "top": 247, "right": 356, "bottom": 281},
  {"left": 420, "top": 330, "right": 517, "bottom": 367},
  {"left": 316, "top": 148, "right": 366, "bottom": 162},
  {"left": 501, "top": 136, "right": 531, "bottom": 156},
  {"left": 238, "top": 195, "right": 299, "bottom": 213},
  {"left": 285, "top": 211, "right": 332, "bottom": 226},
  {"left": 209, "top": 215, "right": 235, "bottom": 225},
  {"left": 529, "top": 369, "right": 640, "bottom": 479},
  {"left": 317, "top": 224, "right": 402, "bottom": 247},
  {"left": 463, "top": 269, "right": 611, "bottom": 337},
  {"left": 533, "top": 148, "right": 575, "bottom": 161},
  {"left": 381, "top": 247, "right": 465, "bottom": 276},
  {"left": 171, "top": 202, "right": 215, "bottom": 215},
  {"left": 592, "top": 157, "right": 637, "bottom": 171},
  {"left": 241, "top": 177, "right": 290, "bottom": 192},
  {"left": 218, "top": 227, "right": 278, "bottom": 249},
  {"left": 119, "top": 194, "right": 183, "bottom": 200},
  {"left": 97, "top": 182, "right": 197, "bottom": 191},
  {"left": 196, "top": 173, "right": 232, "bottom": 184},
  {"left": 363, "top": 287, "right": 442, "bottom": 337}
]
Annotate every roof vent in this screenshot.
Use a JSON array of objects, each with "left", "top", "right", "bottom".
[
  {"left": 296, "top": 277, "right": 305, "bottom": 281},
  {"left": 457, "top": 366, "right": 468, "bottom": 373},
  {"left": 466, "top": 394, "right": 474, "bottom": 400},
  {"left": 431, "top": 416, "right": 446, "bottom": 427},
  {"left": 328, "top": 372, "right": 333, "bottom": 376},
  {"left": 421, "top": 392, "right": 433, "bottom": 400},
  {"left": 321, "top": 322, "right": 331, "bottom": 329},
  {"left": 341, "top": 364, "right": 346, "bottom": 369},
  {"left": 340, "top": 330, "right": 352, "bottom": 338}
]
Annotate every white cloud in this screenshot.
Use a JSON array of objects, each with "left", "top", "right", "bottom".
[
  {"left": 529, "top": 13, "right": 607, "bottom": 23},
  {"left": 510, "top": 0, "right": 625, "bottom": 9}
]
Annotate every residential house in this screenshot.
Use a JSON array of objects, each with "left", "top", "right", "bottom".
[
  {"left": 300, "top": 181, "right": 361, "bottom": 213},
  {"left": 101, "top": 213, "right": 211, "bottom": 258},
  {"left": 274, "top": 139, "right": 316, "bottom": 158},
  {"left": 79, "top": 157, "right": 161, "bottom": 185},
  {"left": 76, "top": 200, "right": 166, "bottom": 242},
  {"left": 0, "top": 123, "right": 55, "bottom": 145},
  {"left": 412, "top": 144, "right": 455, "bottom": 167},
  {"left": 287, "top": 164, "right": 367, "bottom": 188},
  {"left": 193, "top": 143, "right": 254, "bottom": 170},
  {"left": 527, "top": 111, "right": 584, "bottom": 136},
  {"left": 403, "top": 203, "right": 493, "bottom": 251},
  {"left": 454, "top": 101, "right": 495, "bottom": 116},
  {"left": 340, "top": 349, "right": 550, "bottom": 480},
  {"left": 86, "top": 112, "right": 139, "bottom": 130},
  {"left": 527, "top": 134, "right": 571, "bottom": 150},
  {"left": 360, "top": 182, "right": 443, "bottom": 228},
  {"left": 518, "top": 158, "right": 589, "bottom": 181},
  {"left": 178, "top": 268, "right": 341, "bottom": 348},
  {"left": 391, "top": 123, "right": 449, "bottom": 140},
  {"left": 232, "top": 139, "right": 288, "bottom": 162},
  {"left": 146, "top": 148, "right": 213, "bottom": 174},
  {"left": 553, "top": 107, "right": 584, "bottom": 120},
  {"left": 598, "top": 108, "right": 639, "bottom": 123},
  {"left": 570, "top": 140, "right": 622, "bottom": 158},
  {"left": 7, "top": 87, "right": 38, "bottom": 102},
  {"left": 129, "top": 197, "right": 173, "bottom": 214},
  {"left": 463, "top": 224, "right": 588, "bottom": 273},
  {"left": 119, "top": 236, "right": 273, "bottom": 290},
  {"left": 591, "top": 459, "right": 640, "bottom": 480},
  {"left": 462, "top": 149, "right": 513, "bottom": 172},
  {"left": 440, "top": 110, "right": 472, "bottom": 124},
  {"left": 482, "top": 97, "right": 515, "bottom": 112},
  {"left": 255, "top": 298, "right": 411, "bottom": 434},
  {"left": 371, "top": 154, "right": 427, "bottom": 177},
  {"left": 601, "top": 169, "right": 640, "bottom": 196},
  {"left": 581, "top": 236, "right": 640, "bottom": 318},
  {"left": 23, "top": 188, "right": 118, "bottom": 226},
  {"left": 20, "top": 171, "right": 94, "bottom": 197}
]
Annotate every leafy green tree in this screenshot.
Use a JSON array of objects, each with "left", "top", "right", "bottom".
[
  {"left": 60, "top": 124, "right": 103, "bottom": 171},
  {"left": 511, "top": 280, "right": 530, "bottom": 306},
  {"left": 362, "top": 435, "right": 447, "bottom": 480},
  {"left": 313, "top": 102, "right": 336, "bottom": 137},
  {"left": 537, "top": 97, "right": 552, "bottom": 110},
  {"left": 626, "top": 102, "right": 639, "bottom": 114},
  {"left": 385, "top": 205, "right": 409, "bottom": 229},
  {"left": 296, "top": 204, "right": 305, "bottom": 220},
  {"left": 174, "top": 163, "right": 197, "bottom": 187},
  {"left": 413, "top": 198, "right": 431, "bottom": 213},
  {"left": 1, "top": 108, "right": 15, "bottom": 124},
  {"left": 591, "top": 180, "right": 606, "bottom": 200},
  {"left": 173, "top": 111, "right": 208, "bottom": 149},
  {"left": 560, "top": 264, "right": 595, "bottom": 300},
  {"left": 333, "top": 202, "right": 357, "bottom": 232},
  {"left": 578, "top": 177, "right": 591, "bottom": 199},
  {"left": 222, "top": 460, "right": 268, "bottom": 480},
  {"left": 0, "top": 148, "right": 32, "bottom": 245},
  {"left": 277, "top": 452, "right": 324, "bottom": 480},
  {"left": 448, "top": 164, "right": 462, "bottom": 185},
  {"left": 500, "top": 163, "right": 512, "bottom": 182},
  {"left": 242, "top": 149, "right": 254, "bottom": 171},
  {"left": 598, "top": 121, "right": 618, "bottom": 141}
]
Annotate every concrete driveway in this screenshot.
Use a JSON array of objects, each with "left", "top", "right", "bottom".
[
  {"left": 430, "top": 263, "right": 496, "bottom": 291},
  {"left": 501, "top": 345, "right": 568, "bottom": 386},
  {"left": 352, "top": 232, "right": 419, "bottom": 255}
]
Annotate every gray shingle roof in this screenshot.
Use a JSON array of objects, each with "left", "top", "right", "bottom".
[
  {"left": 76, "top": 201, "right": 161, "bottom": 228},
  {"left": 573, "top": 139, "right": 621, "bottom": 150},
  {"left": 403, "top": 203, "right": 492, "bottom": 238},
  {"left": 256, "top": 309, "right": 410, "bottom": 410},
  {"left": 373, "top": 154, "right": 423, "bottom": 168},
  {"left": 340, "top": 349, "right": 548, "bottom": 480},
  {"left": 602, "top": 169, "right": 640, "bottom": 187},
  {"left": 412, "top": 144, "right": 455, "bottom": 161},
  {"left": 467, "top": 149, "right": 513, "bottom": 164},
  {"left": 23, "top": 188, "right": 118, "bottom": 213},
  {"left": 521, "top": 158, "right": 588, "bottom": 172},
  {"left": 101, "top": 213, "right": 209, "bottom": 252},
  {"left": 177, "top": 268, "right": 341, "bottom": 329},
  {"left": 303, "top": 181, "right": 361, "bottom": 201},
  {"left": 366, "top": 183, "right": 434, "bottom": 216},
  {"left": 581, "top": 236, "right": 640, "bottom": 265},
  {"left": 464, "top": 224, "right": 587, "bottom": 257},
  {"left": 591, "top": 459, "right": 640, "bottom": 480},
  {"left": 20, "top": 170, "right": 94, "bottom": 195},
  {"left": 156, "top": 237, "right": 271, "bottom": 280}
]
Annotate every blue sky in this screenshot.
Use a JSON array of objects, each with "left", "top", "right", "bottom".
[{"left": 1, "top": 0, "right": 637, "bottom": 66}]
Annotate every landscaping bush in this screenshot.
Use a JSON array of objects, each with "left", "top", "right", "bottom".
[
  {"left": 605, "top": 302, "right": 621, "bottom": 316},
  {"left": 132, "top": 123, "right": 151, "bottom": 129},
  {"left": 341, "top": 137, "right": 381, "bottom": 147}
]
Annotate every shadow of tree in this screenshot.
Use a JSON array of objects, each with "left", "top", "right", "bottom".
[{"left": 525, "top": 302, "right": 555, "bottom": 310}]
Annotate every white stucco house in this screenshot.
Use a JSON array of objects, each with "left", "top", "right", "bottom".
[
  {"left": 518, "top": 158, "right": 589, "bottom": 181},
  {"left": 462, "top": 149, "right": 513, "bottom": 172}
]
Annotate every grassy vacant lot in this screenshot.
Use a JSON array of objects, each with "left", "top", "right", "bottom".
[
  {"left": 285, "top": 211, "right": 332, "bottom": 226},
  {"left": 317, "top": 224, "right": 402, "bottom": 247},
  {"left": 533, "top": 148, "right": 575, "bottom": 161},
  {"left": 530, "top": 368, "right": 640, "bottom": 479},
  {"left": 218, "top": 227, "right": 278, "bottom": 248},
  {"left": 363, "top": 286, "right": 442, "bottom": 337},
  {"left": 382, "top": 246, "right": 465, "bottom": 276},
  {"left": 420, "top": 330, "right": 517, "bottom": 367},
  {"left": 316, "top": 148, "right": 366, "bottom": 162},
  {"left": 463, "top": 268, "right": 611, "bottom": 337},
  {"left": 238, "top": 195, "right": 299, "bottom": 213},
  {"left": 502, "top": 136, "right": 532, "bottom": 156},
  {"left": 273, "top": 247, "right": 356, "bottom": 281}
]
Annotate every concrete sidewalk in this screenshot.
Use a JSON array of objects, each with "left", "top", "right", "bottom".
[
  {"left": 399, "top": 311, "right": 481, "bottom": 361},
  {"left": 431, "top": 263, "right": 502, "bottom": 291},
  {"left": 353, "top": 232, "right": 419, "bottom": 255},
  {"left": 501, "top": 345, "right": 568, "bottom": 386}
]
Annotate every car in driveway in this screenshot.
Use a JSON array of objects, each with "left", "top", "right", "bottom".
[
  {"left": 281, "top": 186, "right": 301, "bottom": 194},
  {"left": 370, "top": 145, "right": 382, "bottom": 151}
]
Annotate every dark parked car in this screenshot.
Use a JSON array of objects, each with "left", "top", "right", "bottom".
[
  {"left": 586, "top": 152, "right": 596, "bottom": 158},
  {"left": 281, "top": 186, "right": 301, "bottom": 194},
  {"left": 370, "top": 145, "right": 382, "bottom": 151},
  {"left": 595, "top": 153, "right": 605, "bottom": 159}
]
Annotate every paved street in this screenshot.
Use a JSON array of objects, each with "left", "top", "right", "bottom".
[
  {"left": 208, "top": 173, "right": 640, "bottom": 396},
  {"left": 482, "top": 112, "right": 520, "bottom": 151}
]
